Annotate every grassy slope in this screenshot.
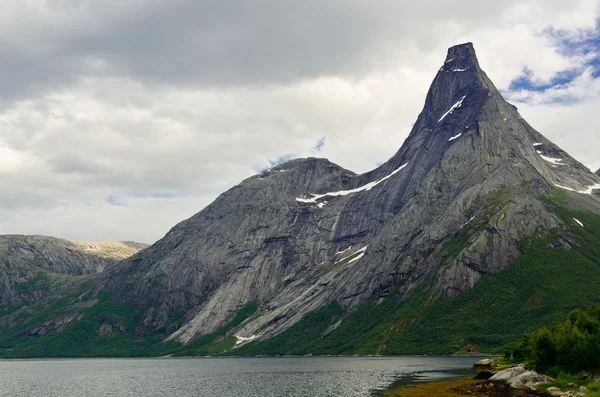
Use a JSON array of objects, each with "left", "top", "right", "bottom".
[
  {"left": 234, "top": 191, "right": 600, "bottom": 356},
  {"left": 0, "top": 274, "right": 258, "bottom": 358}
]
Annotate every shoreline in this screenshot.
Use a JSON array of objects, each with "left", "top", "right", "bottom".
[{"left": 383, "top": 376, "right": 502, "bottom": 397}]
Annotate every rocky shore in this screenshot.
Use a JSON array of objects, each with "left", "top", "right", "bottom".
[{"left": 384, "top": 359, "right": 595, "bottom": 397}]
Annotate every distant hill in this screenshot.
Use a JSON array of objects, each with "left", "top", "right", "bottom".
[{"left": 0, "top": 235, "right": 146, "bottom": 310}]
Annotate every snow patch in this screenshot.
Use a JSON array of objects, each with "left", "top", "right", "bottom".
[
  {"left": 533, "top": 143, "right": 543, "bottom": 147},
  {"left": 554, "top": 183, "right": 600, "bottom": 195},
  {"left": 347, "top": 252, "right": 365, "bottom": 264},
  {"left": 448, "top": 133, "right": 462, "bottom": 141},
  {"left": 296, "top": 163, "right": 409, "bottom": 204},
  {"left": 439, "top": 96, "right": 466, "bottom": 123},
  {"left": 452, "top": 68, "right": 468, "bottom": 72},
  {"left": 235, "top": 334, "right": 259, "bottom": 345},
  {"left": 539, "top": 154, "right": 564, "bottom": 165},
  {"left": 315, "top": 201, "right": 328, "bottom": 209},
  {"left": 573, "top": 218, "right": 584, "bottom": 227},
  {"left": 335, "top": 246, "right": 352, "bottom": 255},
  {"left": 337, "top": 246, "right": 368, "bottom": 265},
  {"left": 460, "top": 216, "right": 476, "bottom": 229},
  {"left": 445, "top": 58, "right": 454, "bottom": 63}
]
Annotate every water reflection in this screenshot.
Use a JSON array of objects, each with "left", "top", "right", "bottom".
[{"left": 0, "top": 356, "right": 479, "bottom": 397}]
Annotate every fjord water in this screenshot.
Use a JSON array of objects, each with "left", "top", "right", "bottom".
[{"left": 0, "top": 356, "right": 477, "bottom": 396}]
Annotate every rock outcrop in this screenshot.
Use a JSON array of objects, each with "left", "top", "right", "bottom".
[
  {"left": 57, "top": 43, "right": 600, "bottom": 345},
  {"left": 489, "top": 366, "right": 554, "bottom": 391},
  {"left": 473, "top": 358, "right": 496, "bottom": 369},
  {"left": 0, "top": 235, "right": 146, "bottom": 307}
]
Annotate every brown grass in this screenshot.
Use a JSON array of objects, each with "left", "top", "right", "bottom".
[
  {"left": 69, "top": 240, "right": 147, "bottom": 260},
  {"left": 383, "top": 378, "right": 505, "bottom": 397}
]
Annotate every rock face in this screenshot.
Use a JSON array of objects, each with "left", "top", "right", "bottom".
[
  {"left": 0, "top": 235, "right": 146, "bottom": 307},
  {"left": 90, "top": 42, "right": 600, "bottom": 345},
  {"left": 596, "top": 168, "right": 600, "bottom": 176},
  {"left": 473, "top": 358, "right": 496, "bottom": 369},
  {"left": 489, "top": 366, "right": 554, "bottom": 391}
]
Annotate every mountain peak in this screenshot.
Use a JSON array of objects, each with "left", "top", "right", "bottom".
[
  {"left": 24, "top": 43, "right": 598, "bottom": 352},
  {"left": 443, "top": 42, "right": 480, "bottom": 71},
  {"left": 596, "top": 168, "right": 600, "bottom": 176}
]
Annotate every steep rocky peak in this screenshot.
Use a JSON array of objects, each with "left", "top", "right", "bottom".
[
  {"left": 444, "top": 42, "right": 480, "bottom": 70},
  {"left": 596, "top": 168, "right": 600, "bottom": 176},
  {"left": 94, "top": 43, "right": 599, "bottom": 344},
  {"left": 423, "top": 42, "right": 488, "bottom": 121}
]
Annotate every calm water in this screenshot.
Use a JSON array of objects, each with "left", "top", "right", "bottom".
[{"left": 0, "top": 356, "right": 479, "bottom": 396}]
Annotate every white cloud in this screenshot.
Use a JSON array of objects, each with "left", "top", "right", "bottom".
[{"left": 0, "top": 0, "right": 598, "bottom": 243}]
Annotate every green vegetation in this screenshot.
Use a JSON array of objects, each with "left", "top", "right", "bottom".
[
  {"left": 13, "top": 271, "right": 50, "bottom": 294},
  {"left": 536, "top": 373, "right": 600, "bottom": 396},
  {"left": 0, "top": 289, "right": 257, "bottom": 357},
  {"left": 0, "top": 288, "right": 179, "bottom": 358},
  {"left": 513, "top": 304, "right": 600, "bottom": 375},
  {"left": 438, "top": 232, "right": 471, "bottom": 267}
]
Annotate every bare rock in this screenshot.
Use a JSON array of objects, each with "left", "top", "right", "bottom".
[
  {"left": 489, "top": 366, "right": 527, "bottom": 384},
  {"left": 506, "top": 370, "right": 554, "bottom": 389},
  {"left": 473, "top": 358, "right": 496, "bottom": 369}
]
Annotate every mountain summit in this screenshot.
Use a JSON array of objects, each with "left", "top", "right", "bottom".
[
  {"left": 3, "top": 43, "right": 600, "bottom": 357},
  {"left": 93, "top": 42, "right": 599, "bottom": 344}
]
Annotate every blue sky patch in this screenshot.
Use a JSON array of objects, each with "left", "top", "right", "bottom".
[{"left": 506, "top": 22, "right": 600, "bottom": 104}]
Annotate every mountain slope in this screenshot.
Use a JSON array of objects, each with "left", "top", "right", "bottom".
[
  {"left": 231, "top": 190, "right": 600, "bottom": 355},
  {"left": 95, "top": 43, "right": 600, "bottom": 345},
  {"left": 91, "top": 43, "right": 598, "bottom": 346},
  {"left": 3, "top": 43, "right": 600, "bottom": 356},
  {"left": 0, "top": 235, "right": 146, "bottom": 309}
]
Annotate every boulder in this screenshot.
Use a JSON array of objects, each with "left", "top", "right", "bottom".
[
  {"left": 489, "top": 366, "right": 527, "bottom": 383},
  {"left": 546, "top": 387, "right": 563, "bottom": 396},
  {"left": 473, "top": 358, "right": 496, "bottom": 369},
  {"left": 506, "top": 370, "right": 554, "bottom": 389}
]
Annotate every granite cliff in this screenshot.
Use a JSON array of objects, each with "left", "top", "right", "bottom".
[
  {"left": 2, "top": 43, "right": 600, "bottom": 356},
  {"left": 91, "top": 43, "right": 600, "bottom": 345}
]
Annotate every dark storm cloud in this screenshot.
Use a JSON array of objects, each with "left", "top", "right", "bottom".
[
  {"left": 0, "top": 0, "right": 525, "bottom": 101},
  {"left": 60, "top": 1, "right": 386, "bottom": 86}
]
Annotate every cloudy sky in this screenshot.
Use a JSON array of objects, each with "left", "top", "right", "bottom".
[{"left": 0, "top": 0, "right": 599, "bottom": 244}]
